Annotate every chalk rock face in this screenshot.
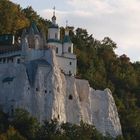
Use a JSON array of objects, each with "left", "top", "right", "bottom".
[
  {"left": 90, "top": 88, "right": 122, "bottom": 137},
  {"left": 0, "top": 49, "right": 122, "bottom": 137}
]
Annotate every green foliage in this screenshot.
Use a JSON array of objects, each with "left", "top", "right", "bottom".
[
  {"left": 0, "top": 0, "right": 29, "bottom": 34},
  {"left": 0, "top": 109, "right": 9, "bottom": 133},
  {"left": 0, "top": 126, "right": 26, "bottom": 140},
  {"left": 11, "top": 109, "right": 39, "bottom": 140},
  {"left": 71, "top": 27, "right": 140, "bottom": 140}
]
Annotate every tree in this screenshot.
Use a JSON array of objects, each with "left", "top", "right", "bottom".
[
  {"left": 0, "top": 109, "right": 9, "bottom": 133},
  {"left": 11, "top": 109, "right": 39, "bottom": 140},
  {"left": 0, "top": 126, "right": 26, "bottom": 140},
  {"left": 0, "top": 0, "right": 29, "bottom": 34}
]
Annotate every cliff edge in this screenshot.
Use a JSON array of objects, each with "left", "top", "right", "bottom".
[{"left": 0, "top": 49, "right": 122, "bottom": 137}]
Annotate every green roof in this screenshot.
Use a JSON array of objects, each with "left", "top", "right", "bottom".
[
  {"left": 63, "top": 35, "right": 72, "bottom": 43},
  {"left": 31, "top": 22, "right": 40, "bottom": 34},
  {"left": 48, "top": 24, "right": 59, "bottom": 29},
  {"left": 47, "top": 39, "right": 62, "bottom": 43}
]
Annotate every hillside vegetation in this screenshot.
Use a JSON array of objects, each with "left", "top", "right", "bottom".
[{"left": 0, "top": 0, "right": 140, "bottom": 140}]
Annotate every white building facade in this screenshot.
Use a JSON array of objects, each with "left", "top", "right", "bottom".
[{"left": 47, "top": 11, "right": 77, "bottom": 76}]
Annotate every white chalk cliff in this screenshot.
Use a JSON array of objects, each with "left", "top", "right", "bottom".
[{"left": 0, "top": 49, "right": 122, "bottom": 137}]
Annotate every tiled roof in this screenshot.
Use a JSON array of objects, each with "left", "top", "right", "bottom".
[{"left": 47, "top": 39, "right": 62, "bottom": 43}]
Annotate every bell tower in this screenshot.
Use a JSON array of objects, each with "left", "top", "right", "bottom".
[
  {"left": 47, "top": 7, "right": 60, "bottom": 40},
  {"left": 63, "top": 21, "right": 73, "bottom": 54},
  {"left": 47, "top": 7, "right": 62, "bottom": 56}
]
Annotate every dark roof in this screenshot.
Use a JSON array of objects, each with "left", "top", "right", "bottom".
[
  {"left": 26, "top": 22, "right": 40, "bottom": 35},
  {"left": 63, "top": 35, "right": 72, "bottom": 43},
  {"left": 47, "top": 39, "right": 62, "bottom": 43},
  {"left": 26, "top": 59, "right": 50, "bottom": 86},
  {"left": 48, "top": 24, "right": 59, "bottom": 29}
]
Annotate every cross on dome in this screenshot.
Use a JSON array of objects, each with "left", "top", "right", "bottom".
[
  {"left": 53, "top": 6, "right": 55, "bottom": 16},
  {"left": 52, "top": 6, "right": 56, "bottom": 24},
  {"left": 66, "top": 20, "right": 68, "bottom": 27}
]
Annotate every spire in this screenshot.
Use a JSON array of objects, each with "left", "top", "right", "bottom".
[
  {"left": 53, "top": 6, "right": 55, "bottom": 17},
  {"left": 65, "top": 20, "right": 69, "bottom": 36},
  {"left": 66, "top": 20, "right": 68, "bottom": 27},
  {"left": 63, "top": 20, "right": 72, "bottom": 43},
  {"left": 52, "top": 6, "right": 56, "bottom": 24}
]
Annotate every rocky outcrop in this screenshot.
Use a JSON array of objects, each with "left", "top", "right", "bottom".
[{"left": 0, "top": 49, "right": 122, "bottom": 137}]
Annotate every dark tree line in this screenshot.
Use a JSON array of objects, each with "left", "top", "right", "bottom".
[{"left": 0, "top": 109, "right": 123, "bottom": 140}]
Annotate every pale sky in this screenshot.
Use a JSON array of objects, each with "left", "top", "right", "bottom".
[{"left": 11, "top": 0, "right": 140, "bottom": 62}]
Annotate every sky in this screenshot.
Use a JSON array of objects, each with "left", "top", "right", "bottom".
[{"left": 11, "top": 0, "right": 140, "bottom": 62}]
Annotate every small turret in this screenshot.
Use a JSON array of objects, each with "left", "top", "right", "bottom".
[{"left": 63, "top": 22, "right": 73, "bottom": 54}]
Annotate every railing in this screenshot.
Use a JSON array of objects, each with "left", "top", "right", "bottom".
[{"left": 0, "top": 45, "right": 21, "bottom": 52}]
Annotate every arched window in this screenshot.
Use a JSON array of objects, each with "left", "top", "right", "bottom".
[
  {"left": 69, "top": 71, "right": 72, "bottom": 76},
  {"left": 3, "top": 58, "right": 6, "bottom": 63},
  {"left": 35, "top": 37, "right": 39, "bottom": 49},
  {"left": 56, "top": 47, "right": 58, "bottom": 54},
  {"left": 17, "top": 59, "right": 20, "bottom": 64},
  {"left": 69, "top": 94, "right": 73, "bottom": 100},
  {"left": 68, "top": 47, "right": 71, "bottom": 53},
  {"left": 11, "top": 105, "right": 14, "bottom": 117},
  {"left": 11, "top": 58, "right": 13, "bottom": 63},
  {"left": 55, "top": 33, "right": 57, "bottom": 39}
]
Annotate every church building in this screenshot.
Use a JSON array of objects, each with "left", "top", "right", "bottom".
[
  {"left": 0, "top": 8, "right": 77, "bottom": 76},
  {"left": 47, "top": 8, "right": 77, "bottom": 75}
]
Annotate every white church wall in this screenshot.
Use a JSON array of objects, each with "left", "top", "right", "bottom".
[
  {"left": 56, "top": 55, "right": 77, "bottom": 75},
  {"left": 63, "top": 43, "right": 73, "bottom": 53},
  {"left": 48, "top": 28, "right": 60, "bottom": 40},
  {"left": 24, "top": 49, "right": 44, "bottom": 61},
  {"left": 48, "top": 42, "right": 62, "bottom": 56}
]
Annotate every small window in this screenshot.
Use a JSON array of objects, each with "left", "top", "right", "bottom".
[
  {"left": 69, "top": 62, "right": 72, "bottom": 65},
  {"left": 45, "top": 90, "right": 47, "bottom": 93},
  {"left": 69, "top": 71, "right": 72, "bottom": 76},
  {"left": 69, "top": 94, "right": 73, "bottom": 100},
  {"left": 5, "top": 35, "right": 8, "bottom": 40},
  {"left": 10, "top": 105, "right": 14, "bottom": 117},
  {"left": 17, "top": 59, "right": 20, "bottom": 64},
  {"left": 57, "top": 87, "right": 60, "bottom": 92},
  {"left": 68, "top": 47, "right": 71, "bottom": 53},
  {"left": 55, "top": 33, "right": 57, "bottom": 39},
  {"left": 11, "top": 58, "right": 13, "bottom": 62},
  {"left": 56, "top": 47, "right": 58, "bottom": 54},
  {"left": 3, "top": 58, "right": 6, "bottom": 63},
  {"left": 36, "top": 88, "right": 39, "bottom": 91}
]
